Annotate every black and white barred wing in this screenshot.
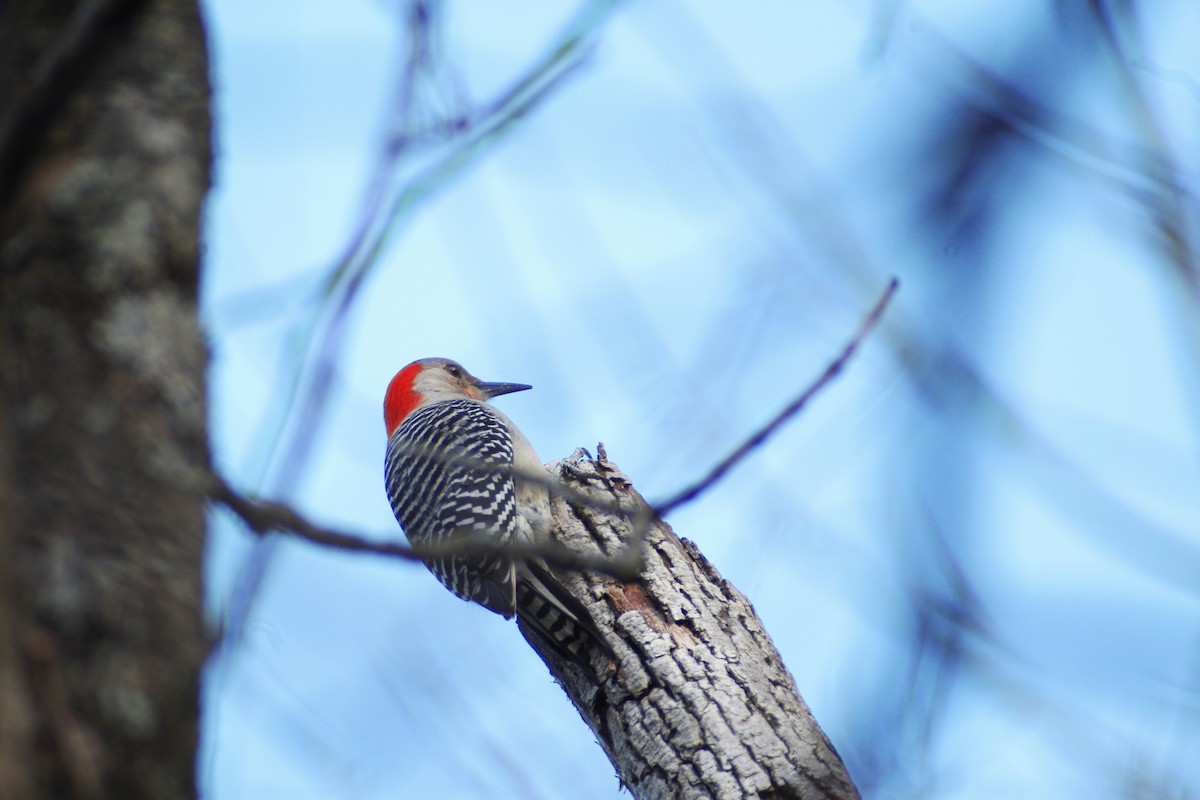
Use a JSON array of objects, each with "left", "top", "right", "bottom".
[{"left": 385, "top": 399, "right": 519, "bottom": 617}]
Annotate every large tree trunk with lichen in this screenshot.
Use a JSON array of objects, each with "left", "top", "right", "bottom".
[
  {"left": 527, "top": 449, "right": 860, "bottom": 800},
  {"left": 0, "top": 2, "right": 211, "bottom": 798}
]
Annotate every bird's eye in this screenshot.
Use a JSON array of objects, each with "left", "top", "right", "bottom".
[{"left": 445, "top": 364, "right": 461, "bottom": 378}]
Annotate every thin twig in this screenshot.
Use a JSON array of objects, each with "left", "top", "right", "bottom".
[
  {"left": 652, "top": 277, "right": 899, "bottom": 517},
  {"left": 209, "top": 474, "right": 642, "bottom": 580}
]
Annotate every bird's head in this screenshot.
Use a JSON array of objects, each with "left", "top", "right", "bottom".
[{"left": 384, "top": 357, "right": 531, "bottom": 436}]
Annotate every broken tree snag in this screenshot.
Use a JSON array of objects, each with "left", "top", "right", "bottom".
[{"left": 529, "top": 448, "right": 860, "bottom": 800}]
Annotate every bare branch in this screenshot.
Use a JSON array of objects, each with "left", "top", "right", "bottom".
[{"left": 653, "top": 276, "right": 899, "bottom": 517}]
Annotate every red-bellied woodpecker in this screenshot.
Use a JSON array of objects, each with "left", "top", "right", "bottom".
[{"left": 383, "top": 357, "right": 605, "bottom": 668}]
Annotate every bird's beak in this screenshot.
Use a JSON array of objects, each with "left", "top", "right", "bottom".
[{"left": 477, "top": 380, "right": 532, "bottom": 399}]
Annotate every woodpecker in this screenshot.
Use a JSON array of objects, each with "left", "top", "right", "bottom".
[{"left": 383, "top": 357, "right": 605, "bottom": 668}]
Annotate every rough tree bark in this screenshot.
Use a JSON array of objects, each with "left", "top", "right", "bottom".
[
  {"left": 0, "top": 1, "right": 211, "bottom": 798},
  {"left": 527, "top": 448, "right": 861, "bottom": 800}
]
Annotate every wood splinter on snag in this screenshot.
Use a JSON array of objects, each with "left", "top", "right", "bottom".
[{"left": 532, "top": 447, "right": 861, "bottom": 800}]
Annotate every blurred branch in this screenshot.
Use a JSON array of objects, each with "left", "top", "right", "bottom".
[
  {"left": 1088, "top": 1, "right": 1200, "bottom": 460},
  {"left": 1091, "top": 0, "right": 1200, "bottom": 293},
  {"left": 264, "top": 0, "right": 624, "bottom": 497},
  {"left": 916, "top": 19, "right": 1199, "bottom": 270},
  {"left": 907, "top": 13, "right": 1200, "bottom": 465}
]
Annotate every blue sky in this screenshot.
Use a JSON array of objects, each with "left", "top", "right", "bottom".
[{"left": 198, "top": 2, "right": 1200, "bottom": 797}]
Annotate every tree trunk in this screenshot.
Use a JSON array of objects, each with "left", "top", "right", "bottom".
[
  {"left": 529, "top": 449, "right": 860, "bottom": 800},
  {"left": 0, "top": 2, "right": 211, "bottom": 798}
]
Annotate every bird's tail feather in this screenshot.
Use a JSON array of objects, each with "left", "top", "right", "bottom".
[{"left": 516, "top": 559, "right": 612, "bottom": 674}]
